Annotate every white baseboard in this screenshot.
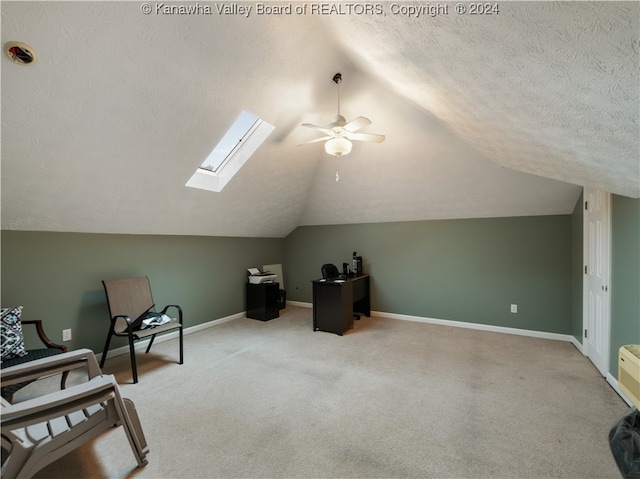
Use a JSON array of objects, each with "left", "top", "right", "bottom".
[
  {"left": 97, "top": 312, "right": 245, "bottom": 362},
  {"left": 286, "top": 300, "right": 312, "bottom": 309},
  {"left": 283, "top": 302, "right": 577, "bottom": 343},
  {"left": 287, "top": 301, "right": 582, "bottom": 344},
  {"left": 606, "top": 372, "right": 635, "bottom": 408},
  {"left": 374, "top": 310, "right": 575, "bottom": 342},
  {"left": 570, "top": 335, "right": 584, "bottom": 354}
]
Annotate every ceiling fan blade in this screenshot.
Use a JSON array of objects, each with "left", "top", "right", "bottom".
[
  {"left": 301, "top": 123, "right": 333, "bottom": 135},
  {"left": 343, "top": 116, "right": 371, "bottom": 132},
  {"left": 347, "top": 132, "right": 386, "bottom": 143},
  {"left": 297, "top": 136, "right": 332, "bottom": 146}
]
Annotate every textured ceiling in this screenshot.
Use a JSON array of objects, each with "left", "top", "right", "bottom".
[{"left": 1, "top": 1, "right": 638, "bottom": 238}]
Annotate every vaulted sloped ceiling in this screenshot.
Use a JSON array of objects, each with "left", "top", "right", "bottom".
[{"left": 1, "top": 2, "right": 638, "bottom": 238}]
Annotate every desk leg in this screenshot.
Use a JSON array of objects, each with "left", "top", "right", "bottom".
[
  {"left": 353, "top": 275, "right": 371, "bottom": 317},
  {"left": 312, "top": 283, "right": 318, "bottom": 331}
]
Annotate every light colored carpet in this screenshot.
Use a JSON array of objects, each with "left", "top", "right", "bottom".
[{"left": 15, "top": 306, "right": 628, "bottom": 478}]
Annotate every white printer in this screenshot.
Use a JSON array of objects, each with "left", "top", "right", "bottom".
[{"left": 247, "top": 268, "right": 278, "bottom": 284}]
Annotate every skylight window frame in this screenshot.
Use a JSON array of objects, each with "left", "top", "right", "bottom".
[
  {"left": 198, "top": 112, "right": 261, "bottom": 174},
  {"left": 186, "top": 110, "right": 274, "bottom": 193}
]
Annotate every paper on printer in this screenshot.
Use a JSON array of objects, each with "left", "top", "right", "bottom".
[{"left": 247, "top": 267, "right": 278, "bottom": 284}]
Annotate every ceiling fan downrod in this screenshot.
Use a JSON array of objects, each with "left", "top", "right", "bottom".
[{"left": 333, "top": 73, "right": 342, "bottom": 116}]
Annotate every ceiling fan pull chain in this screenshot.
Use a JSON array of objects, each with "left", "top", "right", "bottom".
[{"left": 336, "top": 156, "right": 341, "bottom": 182}]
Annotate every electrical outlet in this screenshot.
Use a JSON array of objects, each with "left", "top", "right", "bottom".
[
  {"left": 62, "top": 328, "right": 72, "bottom": 342},
  {"left": 510, "top": 304, "right": 518, "bottom": 313}
]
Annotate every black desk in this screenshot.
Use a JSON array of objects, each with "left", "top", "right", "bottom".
[{"left": 311, "top": 275, "right": 370, "bottom": 335}]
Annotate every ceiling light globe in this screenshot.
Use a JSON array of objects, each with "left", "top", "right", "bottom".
[{"left": 325, "top": 137, "right": 352, "bottom": 156}]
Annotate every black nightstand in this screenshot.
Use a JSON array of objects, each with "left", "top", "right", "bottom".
[{"left": 246, "top": 282, "right": 280, "bottom": 321}]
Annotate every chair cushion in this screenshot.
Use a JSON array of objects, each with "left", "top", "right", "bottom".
[
  {"left": 1, "top": 306, "right": 28, "bottom": 360},
  {"left": 2, "top": 347, "right": 62, "bottom": 368}
]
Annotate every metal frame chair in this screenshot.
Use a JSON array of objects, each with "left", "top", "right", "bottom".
[{"left": 100, "top": 276, "right": 183, "bottom": 383}]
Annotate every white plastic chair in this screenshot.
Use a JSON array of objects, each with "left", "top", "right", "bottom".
[{"left": 1, "top": 348, "right": 148, "bottom": 479}]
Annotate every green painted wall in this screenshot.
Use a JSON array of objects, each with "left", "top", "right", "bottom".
[
  {"left": 2, "top": 205, "right": 635, "bottom": 363},
  {"left": 0, "top": 231, "right": 283, "bottom": 353},
  {"left": 284, "top": 215, "right": 573, "bottom": 334},
  {"left": 610, "top": 195, "right": 640, "bottom": 378}
]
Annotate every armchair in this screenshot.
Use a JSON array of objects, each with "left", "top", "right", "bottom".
[
  {"left": 100, "top": 276, "right": 183, "bottom": 383},
  {"left": 1, "top": 307, "right": 68, "bottom": 402},
  {"left": 1, "top": 349, "right": 149, "bottom": 479}
]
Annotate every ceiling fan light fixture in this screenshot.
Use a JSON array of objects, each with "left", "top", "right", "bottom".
[{"left": 325, "top": 136, "right": 352, "bottom": 156}]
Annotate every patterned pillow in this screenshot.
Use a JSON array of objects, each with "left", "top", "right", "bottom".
[{"left": 1, "top": 306, "right": 28, "bottom": 360}]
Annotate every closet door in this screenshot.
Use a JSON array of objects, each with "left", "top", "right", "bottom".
[{"left": 583, "top": 188, "right": 611, "bottom": 376}]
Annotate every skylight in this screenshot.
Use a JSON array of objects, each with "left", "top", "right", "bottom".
[
  {"left": 186, "top": 110, "right": 274, "bottom": 192},
  {"left": 199, "top": 111, "right": 259, "bottom": 173}
]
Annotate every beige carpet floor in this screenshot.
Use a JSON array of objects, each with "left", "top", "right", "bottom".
[{"left": 14, "top": 306, "right": 629, "bottom": 479}]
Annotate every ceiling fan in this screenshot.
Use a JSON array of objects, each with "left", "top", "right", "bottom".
[{"left": 299, "top": 73, "right": 385, "bottom": 159}]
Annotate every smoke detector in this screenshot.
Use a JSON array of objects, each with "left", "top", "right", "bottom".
[{"left": 4, "top": 42, "right": 38, "bottom": 65}]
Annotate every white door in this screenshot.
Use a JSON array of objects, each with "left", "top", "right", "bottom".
[{"left": 583, "top": 188, "right": 611, "bottom": 376}]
